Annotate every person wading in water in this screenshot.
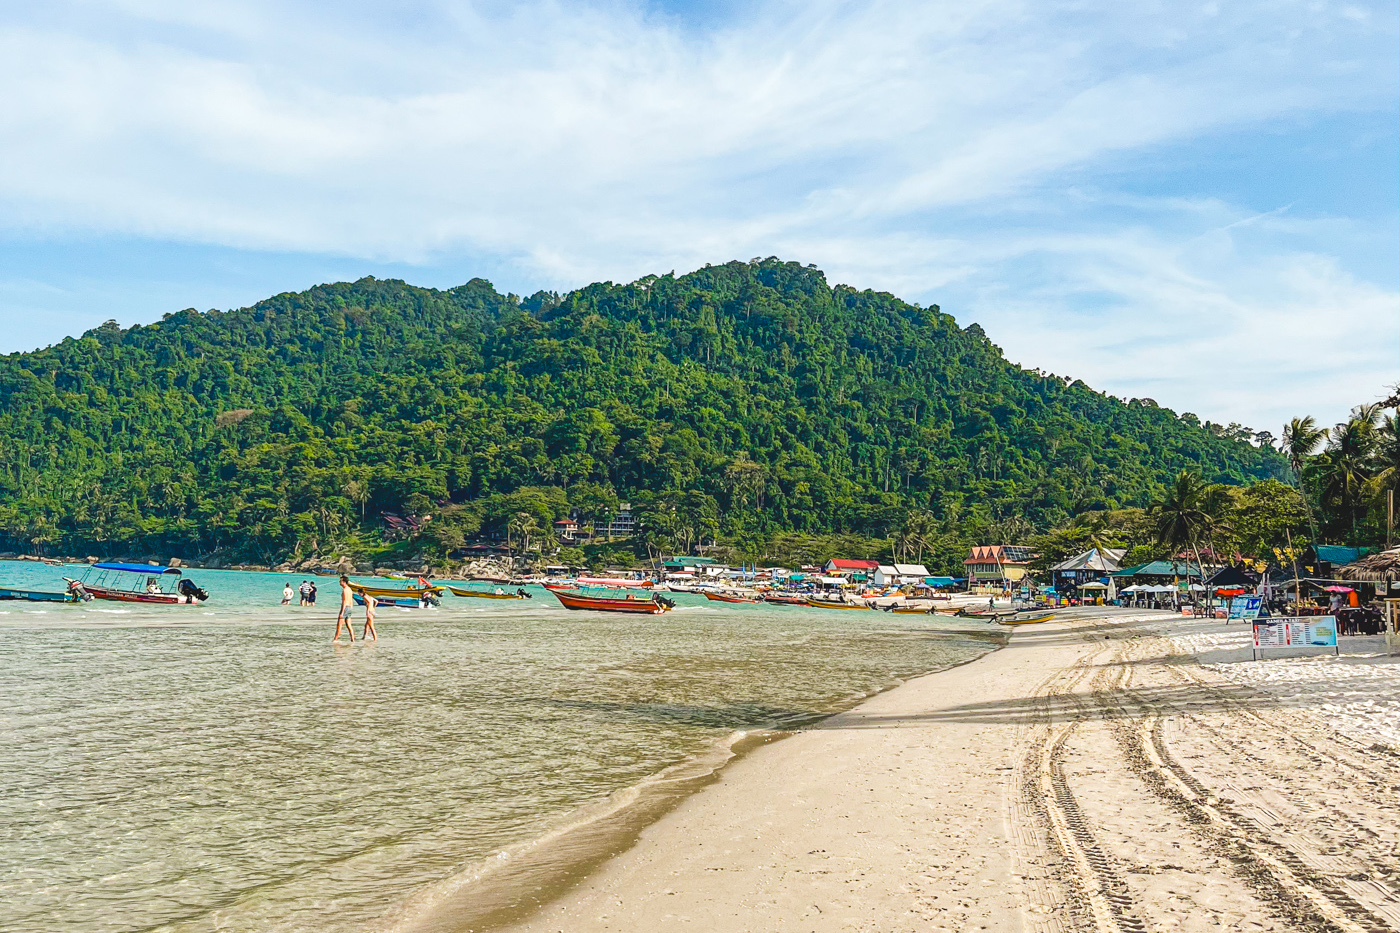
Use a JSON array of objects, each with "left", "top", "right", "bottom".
[
  {"left": 334, "top": 575, "right": 356, "bottom": 643},
  {"left": 361, "top": 590, "right": 378, "bottom": 642}
]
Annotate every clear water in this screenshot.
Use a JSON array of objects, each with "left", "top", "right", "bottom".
[{"left": 0, "top": 560, "right": 1000, "bottom": 933}]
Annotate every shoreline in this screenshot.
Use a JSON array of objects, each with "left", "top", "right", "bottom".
[
  {"left": 448, "top": 608, "right": 1400, "bottom": 933},
  {"left": 381, "top": 627, "right": 1007, "bottom": 933}
]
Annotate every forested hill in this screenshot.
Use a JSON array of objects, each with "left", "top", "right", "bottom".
[{"left": 0, "top": 259, "right": 1285, "bottom": 561}]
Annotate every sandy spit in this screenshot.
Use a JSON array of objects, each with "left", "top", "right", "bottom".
[{"left": 491, "top": 609, "right": 1400, "bottom": 933}]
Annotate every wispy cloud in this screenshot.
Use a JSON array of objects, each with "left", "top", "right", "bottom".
[{"left": 0, "top": 0, "right": 1394, "bottom": 429}]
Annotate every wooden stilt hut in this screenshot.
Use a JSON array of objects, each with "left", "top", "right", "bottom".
[{"left": 1339, "top": 547, "right": 1400, "bottom": 652}]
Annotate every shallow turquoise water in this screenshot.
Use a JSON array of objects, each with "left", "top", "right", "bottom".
[{"left": 0, "top": 560, "right": 999, "bottom": 933}]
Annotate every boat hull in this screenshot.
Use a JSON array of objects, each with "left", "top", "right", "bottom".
[
  {"left": 551, "top": 591, "right": 671, "bottom": 614},
  {"left": 885, "top": 605, "right": 934, "bottom": 614},
  {"left": 704, "top": 591, "right": 760, "bottom": 603},
  {"left": 354, "top": 593, "right": 429, "bottom": 609},
  {"left": 807, "top": 598, "right": 872, "bottom": 610},
  {"left": 0, "top": 587, "right": 77, "bottom": 603},
  {"left": 998, "top": 612, "right": 1056, "bottom": 626},
  {"left": 446, "top": 586, "right": 527, "bottom": 600},
  {"left": 77, "top": 585, "right": 197, "bottom": 604},
  {"left": 352, "top": 584, "right": 443, "bottom": 599}
]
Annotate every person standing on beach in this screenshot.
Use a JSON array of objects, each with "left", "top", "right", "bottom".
[
  {"left": 282, "top": 583, "right": 293, "bottom": 605},
  {"left": 361, "top": 592, "right": 378, "bottom": 641},
  {"left": 334, "top": 576, "right": 356, "bottom": 643}
]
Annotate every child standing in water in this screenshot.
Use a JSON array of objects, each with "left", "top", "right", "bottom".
[
  {"left": 362, "top": 592, "right": 377, "bottom": 642},
  {"left": 334, "top": 575, "right": 356, "bottom": 643}
]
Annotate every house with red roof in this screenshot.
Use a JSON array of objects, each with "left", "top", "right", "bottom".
[{"left": 823, "top": 558, "right": 880, "bottom": 581}]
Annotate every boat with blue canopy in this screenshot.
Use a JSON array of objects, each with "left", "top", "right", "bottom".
[{"left": 64, "top": 563, "right": 209, "bottom": 605}]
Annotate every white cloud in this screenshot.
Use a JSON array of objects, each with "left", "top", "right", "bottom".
[{"left": 0, "top": 0, "right": 1394, "bottom": 428}]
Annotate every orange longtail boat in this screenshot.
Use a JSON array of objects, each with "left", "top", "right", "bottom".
[
  {"left": 704, "top": 590, "right": 760, "bottom": 604},
  {"left": 550, "top": 590, "right": 674, "bottom": 614}
]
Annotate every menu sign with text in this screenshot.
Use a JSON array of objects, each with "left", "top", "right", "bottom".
[{"left": 1253, "top": 616, "right": 1338, "bottom": 651}]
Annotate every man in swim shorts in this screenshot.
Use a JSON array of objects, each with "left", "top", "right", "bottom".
[{"left": 334, "top": 575, "right": 356, "bottom": 643}]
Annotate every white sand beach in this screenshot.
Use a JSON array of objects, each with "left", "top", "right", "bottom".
[{"left": 495, "top": 608, "right": 1400, "bottom": 933}]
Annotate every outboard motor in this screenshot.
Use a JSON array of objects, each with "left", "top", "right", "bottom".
[{"left": 178, "top": 578, "right": 210, "bottom": 602}]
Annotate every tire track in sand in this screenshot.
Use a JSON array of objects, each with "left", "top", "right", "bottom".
[
  {"left": 1012, "top": 639, "right": 1153, "bottom": 933},
  {"left": 1097, "top": 633, "right": 1400, "bottom": 933}
]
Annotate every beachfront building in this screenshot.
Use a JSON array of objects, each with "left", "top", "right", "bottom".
[
  {"left": 553, "top": 518, "right": 580, "bottom": 542},
  {"left": 591, "top": 504, "right": 636, "bottom": 539},
  {"left": 1049, "top": 547, "right": 1127, "bottom": 596},
  {"left": 963, "top": 546, "right": 1033, "bottom": 586},
  {"left": 823, "top": 559, "right": 879, "bottom": 582},
  {"left": 873, "top": 564, "right": 931, "bottom": 586}
]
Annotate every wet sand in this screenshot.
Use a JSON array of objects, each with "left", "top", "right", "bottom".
[{"left": 496, "top": 609, "right": 1400, "bottom": 933}]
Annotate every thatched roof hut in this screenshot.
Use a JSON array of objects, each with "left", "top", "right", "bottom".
[{"left": 1338, "top": 547, "right": 1400, "bottom": 582}]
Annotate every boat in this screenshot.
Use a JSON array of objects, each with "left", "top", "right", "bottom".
[
  {"left": 63, "top": 563, "right": 209, "bottom": 604},
  {"left": 550, "top": 590, "right": 675, "bottom": 614},
  {"left": 998, "top": 611, "right": 1056, "bottom": 626},
  {"left": 350, "top": 583, "right": 445, "bottom": 599},
  {"left": 446, "top": 585, "right": 531, "bottom": 600},
  {"left": 0, "top": 586, "right": 84, "bottom": 603},
  {"left": 704, "top": 590, "right": 760, "bottom": 604},
  {"left": 762, "top": 593, "right": 809, "bottom": 606},
  {"left": 807, "top": 597, "right": 872, "bottom": 610},
  {"left": 883, "top": 603, "right": 935, "bottom": 614},
  {"left": 578, "top": 576, "right": 655, "bottom": 588},
  {"left": 354, "top": 592, "right": 437, "bottom": 609}
]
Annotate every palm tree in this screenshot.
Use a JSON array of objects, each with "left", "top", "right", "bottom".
[
  {"left": 1282, "top": 416, "right": 1326, "bottom": 539},
  {"left": 1151, "top": 471, "right": 1210, "bottom": 587},
  {"left": 507, "top": 511, "right": 540, "bottom": 559},
  {"left": 1318, "top": 417, "right": 1379, "bottom": 542}
]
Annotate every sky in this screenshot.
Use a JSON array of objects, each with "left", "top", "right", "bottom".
[{"left": 0, "top": 0, "right": 1395, "bottom": 435}]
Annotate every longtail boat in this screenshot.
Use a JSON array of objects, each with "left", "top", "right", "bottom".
[
  {"left": 354, "top": 593, "right": 436, "bottom": 609},
  {"left": 884, "top": 604, "right": 935, "bottom": 614},
  {"left": 63, "top": 563, "right": 209, "bottom": 604},
  {"left": 550, "top": 590, "right": 674, "bottom": 614},
  {"left": 578, "top": 576, "right": 655, "bottom": 588},
  {"left": 998, "top": 611, "right": 1056, "bottom": 626},
  {"left": 0, "top": 586, "right": 83, "bottom": 603},
  {"left": 807, "top": 597, "right": 872, "bottom": 610},
  {"left": 350, "top": 583, "right": 444, "bottom": 599},
  {"left": 446, "top": 585, "right": 530, "bottom": 600},
  {"left": 762, "top": 593, "right": 809, "bottom": 606},
  {"left": 704, "top": 590, "right": 760, "bottom": 604}
]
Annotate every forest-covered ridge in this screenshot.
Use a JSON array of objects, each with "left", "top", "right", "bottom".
[{"left": 0, "top": 258, "right": 1287, "bottom": 565}]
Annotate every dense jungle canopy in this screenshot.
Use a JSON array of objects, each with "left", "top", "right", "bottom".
[{"left": 0, "top": 258, "right": 1288, "bottom": 565}]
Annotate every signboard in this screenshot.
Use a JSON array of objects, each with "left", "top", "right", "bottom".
[
  {"left": 1253, "top": 616, "right": 1338, "bottom": 657},
  {"left": 1253, "top": 619, "right": 1289, "bottom": 649},
  {"left": 1228, "top": 595, "right": 1263, "bottom": 621}
]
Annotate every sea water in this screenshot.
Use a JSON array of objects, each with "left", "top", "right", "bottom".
[{"left": 0, "top": 560, "right": 1000, "bottom": 933}]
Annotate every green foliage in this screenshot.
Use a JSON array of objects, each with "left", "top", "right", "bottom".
[{"left": 0, "top": 261, "right": 1287, "bottom": 561}]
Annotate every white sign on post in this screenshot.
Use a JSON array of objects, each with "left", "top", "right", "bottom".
[{"left": 1252, "top": 616, "right": 1339, "bottom": 658}]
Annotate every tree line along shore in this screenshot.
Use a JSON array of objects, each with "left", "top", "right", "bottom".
[{"left": 0, "top": 259, "right": 1389, "bottom": 574}]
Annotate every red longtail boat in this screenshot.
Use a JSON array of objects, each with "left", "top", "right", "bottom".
[
  {"left": 550, "top": 590, "right": 674, "bottom": 614},
  {"left": 703, "top": 590, "right": 760, "bottom": 604}
]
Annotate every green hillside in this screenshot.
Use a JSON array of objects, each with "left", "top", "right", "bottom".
[{"left": 0, "top": 259, "right": 1285, "bottom": 564}]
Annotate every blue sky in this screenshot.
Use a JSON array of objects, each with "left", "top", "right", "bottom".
[{"left": 0, "top": 0, "right": 1395, "bottom": 434}]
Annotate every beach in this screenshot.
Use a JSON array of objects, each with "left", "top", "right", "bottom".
[{"left": 488, "top": 609, "right": 1400, "bottom": 933}]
